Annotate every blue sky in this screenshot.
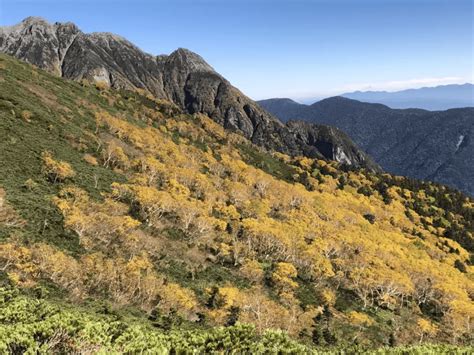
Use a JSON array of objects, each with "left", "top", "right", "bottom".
[{"left": 1, "top": 0, "right": 472, "bottom": 101}]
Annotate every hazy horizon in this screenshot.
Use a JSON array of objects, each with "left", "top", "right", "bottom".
[
  {"left": 1, "top": 0, "right": 472, "bottom": 101},
  {"left": 264, "top": 82, "right": 474, "bottom": 104}
]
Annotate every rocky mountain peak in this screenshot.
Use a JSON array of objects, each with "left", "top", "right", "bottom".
[
  {"left": 168, "top": 48, "right": 215, "bottom": 73},
  {"left": 55, "top": 20, "right": 79, "bottom": 29},
  {"left": 0, "top": 17, "right": 379, "bottom": 171},
  {"left": 18, "top": 16, "right": 50, "bottom": 29},
  {"left": 0, "top": 16, "right": 48, "bottom": 36},
  {"left": 0, "top": 17, "right": 78, "bottom": 75},
  {"left": 88, "top": 31, "right": 135, "bottom": 47}
]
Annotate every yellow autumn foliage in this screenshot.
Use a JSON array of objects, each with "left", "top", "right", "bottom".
[
  {"left": 41, "top": 151, "right": 75, "bottom": 182},
  {"left": 1, "top": 102, "right": 472, "bottom": 345}
]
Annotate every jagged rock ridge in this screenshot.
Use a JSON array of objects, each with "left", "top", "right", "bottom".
[{"left": 0, "top": 17, "right": 379, "bottom": 171}]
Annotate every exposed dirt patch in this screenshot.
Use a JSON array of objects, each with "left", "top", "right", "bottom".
[{"left": 18, "top": 81, "right": 71, "bottom": 113}]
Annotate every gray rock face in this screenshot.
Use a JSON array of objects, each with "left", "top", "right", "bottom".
[
  {"left": 259, "top": 97, "right": 474, "bottom": 196},
  {"left": 0, "top": 17, "right": 379, "bottom": 171},
  {"left": 286, "top": 120, "right": 377, "bottom": 168},
  {"left": 0, "top": 17, "right": 71, "bottom": 75}
]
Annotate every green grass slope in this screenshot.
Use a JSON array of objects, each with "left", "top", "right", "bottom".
[{"left": 0, "top": 54, "right": 473, "bottom": 353}]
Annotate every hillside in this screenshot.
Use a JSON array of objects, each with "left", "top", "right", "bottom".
[
  {"left": 342, "top": 84, "right": 474, "bottom": 110},
  {"left": 0, "top": 17, "right": 378, "bottom": 172},
  {"left": 0, "top": 54, "right": 473, "bottom": 352},
  {"left": 258, "top": 97, "right": 474, "bottom": 196}
]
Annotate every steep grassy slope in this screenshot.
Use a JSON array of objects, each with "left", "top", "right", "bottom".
[
  {"left": 0, "top": 54, "right": 473, "bottom": 353},
  {"left": 1, "top": 17, "right": 379, "bottom": 172}
]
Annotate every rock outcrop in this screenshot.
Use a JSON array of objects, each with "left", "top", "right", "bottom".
[{"left": 286, "top": 120, "right": 377, "bottom": 167}]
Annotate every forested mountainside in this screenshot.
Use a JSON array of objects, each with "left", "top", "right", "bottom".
[
  {"left": 258, "top": 97, "right": 474, "bottom": 196},
  {"left": 0, "top": 54, "right": 473, "bottom": 353},
  {"left": 0, "top": 17, "right": 378, "bottom": 171}
]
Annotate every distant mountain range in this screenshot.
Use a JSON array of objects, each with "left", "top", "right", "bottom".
[
  {"left": 0, "top": 17, "right": 377, "bottom": 171},
  {"left": 298, "top": 84, "right": 473, "bottom": 110},
  {"left": 258, "top": 97, "right": 474, "bottom": 196},
  {"left": 341, "top": 83, "right": 474, "bottom": 110}
]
